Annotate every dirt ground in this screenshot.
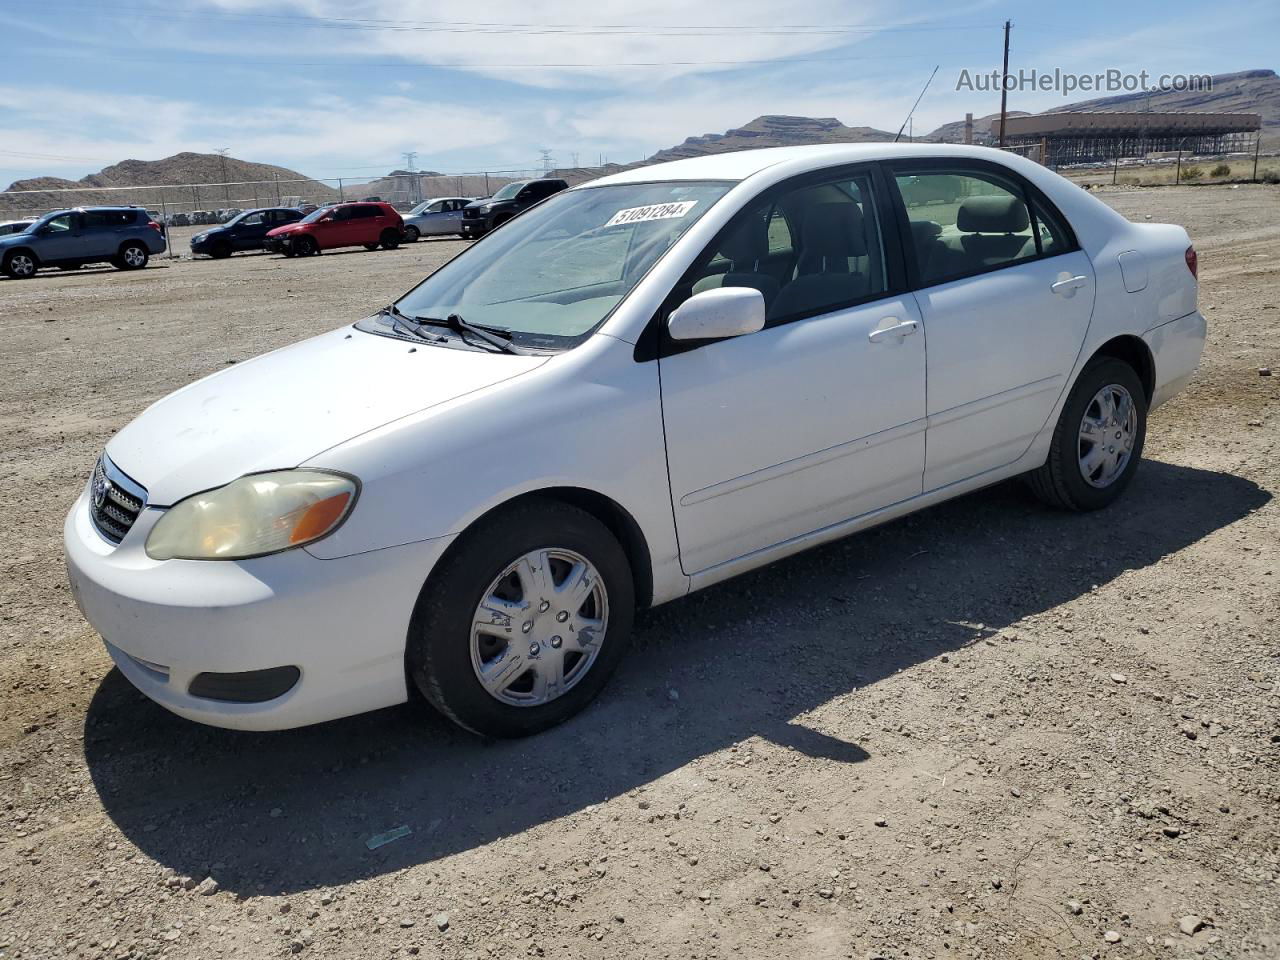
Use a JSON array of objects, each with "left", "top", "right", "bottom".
[{"left": 0, "top": 186, "right": 1276, "bottom": 960}]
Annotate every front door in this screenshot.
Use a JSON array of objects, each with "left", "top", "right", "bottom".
[
  {"left": 660, "top": 167, "right": 927, "bottom": 575},
  {"left": 887, "top": 162, "right": 1095, "bottom": 490},
  {"left": 36, "top": 213, "right": 83, "bottom": 261}
]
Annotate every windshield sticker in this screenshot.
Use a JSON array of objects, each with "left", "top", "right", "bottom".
[{"left": 605, "top": 200, "right": 698, "bottom": 227}]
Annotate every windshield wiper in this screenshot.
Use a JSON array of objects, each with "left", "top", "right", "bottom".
[
  {"left": 380, "top": 304, "right": 446, "bottom": 343},
  {"left": 418, "top": 313, "right": 526, "bottom": 355}
]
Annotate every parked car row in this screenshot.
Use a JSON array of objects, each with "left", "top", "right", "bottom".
[{"left": 0, "top": 206, "right": 166, "bottom": 278}]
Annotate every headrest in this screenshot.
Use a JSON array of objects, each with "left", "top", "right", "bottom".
[
  {"left": 800, "top": 203, "right": 867, "bottom": 271},
  {"left": 909, "top": 220, "right": 942, "bottom": 242},
  {"left": 956, "top": 195, "right": 1028, "bottom": 233},
  {"left": 719, "top": 213, "right": 769, "bottom": 265}
]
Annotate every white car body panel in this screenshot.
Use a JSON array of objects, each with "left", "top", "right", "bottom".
[
  {"left": 660, "top": 294, "right": 926, "bottom": 574},
  {"left": 64, "top": 143, "right": 1206, "bottom": 730},
  {"left": 106, "top": 326, "right": 545, "bottom": 505}
]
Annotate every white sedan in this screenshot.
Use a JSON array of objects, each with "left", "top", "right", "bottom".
[{"left": 64, "top": 144, "right": 1206, "bottom": 737}]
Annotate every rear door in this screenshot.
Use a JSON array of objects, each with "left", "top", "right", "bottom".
[
  {"left": 659, "top": 165, "right": 927, "bottom": 575},
  {"left": 887, "top": 160, "right": 1095, "bottom": 490}
]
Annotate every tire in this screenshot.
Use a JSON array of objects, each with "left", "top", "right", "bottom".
[
  {"left": 292, "top": 236, "right": 317, "bottom": 257},
  {"left": 211, "top": 239, "right": 233, "bottom": 259},
  {"left": 3, "top": 250, "right": 38, "bottom": 279},
  {"left": 403, "top": 225, "right": 420, "bottom": 243},
  {"left": 280, "top": 247, "right": 296, "bottom": 258},
  {"left": 407, "top": 498, "right": 635, "bottom": 738},
  {"left": 1027, "top": 357, "right": 1147, "bottom": 511},
  {"left": 491, "top": 214, "right": 511, "bottom": 230},
  {"left": 379, "top": 229, "right": 400, "bottom": 250},
  {"left": 114, "top": 242, "right": 149, "bottom": 271}
]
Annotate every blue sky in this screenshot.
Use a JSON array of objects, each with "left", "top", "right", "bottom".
[{"left": 1, "top": 0, "right": 1276, "bottom": 187}]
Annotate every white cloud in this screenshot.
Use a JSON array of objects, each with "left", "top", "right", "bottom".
[
  {"left": 202, "top": 0, "right": 910, "bottom": 88},
  {"left": 0, "top": 86, "right": 514, "bottom": 182}
]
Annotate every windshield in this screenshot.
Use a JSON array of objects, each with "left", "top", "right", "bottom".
[
  {"left": 299, "top": 206, "right": 333, "bottom": 224},
  {"left": 408, "top": 200, "right": 433, "bottom": 215},
  {"left": 490, "top": 181, "right": 526, "bottom": 201},
  {"left": 384, "top": 180, "right": 732, "bottom": 348}
]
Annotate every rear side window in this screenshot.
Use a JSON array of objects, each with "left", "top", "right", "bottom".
[{"left": 83, "top": 210, "right": 137, "bottom": 228}]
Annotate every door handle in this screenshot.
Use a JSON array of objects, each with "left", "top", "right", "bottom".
[
  {"left": 867, "top": 319, "right": 919, "bottom": 343},
  {"left": 1051, "top": 275, "right": 1088, "bottom": 296}
]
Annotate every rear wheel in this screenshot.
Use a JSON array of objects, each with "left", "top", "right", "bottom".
[
  {"left": 407, "top": 498, "right": 634, "bottom": 738},
  {"left": 379, "top": 229, "right": 400, "bottom": 250},
  {"left": 1027, "top": 357, "right": 1147, "bottom": 511},
  {"left": 2, "top": 250, "right": 37, "bottom": 279},
  {"left": 403, "top": 225, "right": 420, "bottom": 243},
  {"left": 114, "top": 242, "right": 149, "bottom": 271}
]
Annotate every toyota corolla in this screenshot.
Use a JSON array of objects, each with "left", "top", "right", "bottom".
[{"left": 64, "top": 144, "right": 1205, "bottom": 738}]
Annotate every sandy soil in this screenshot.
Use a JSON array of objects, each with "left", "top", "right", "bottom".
[{"left": 0, "top": 186, "right": 1276, "bottom": 960}]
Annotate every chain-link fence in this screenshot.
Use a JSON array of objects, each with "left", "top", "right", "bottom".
[{"left": 0, "top": 168, "right": 620, "bottom": 224}]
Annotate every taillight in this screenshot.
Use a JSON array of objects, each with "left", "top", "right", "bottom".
[
  {"left": 1185, "top": 245, "right": 1197, "bottom": 279},
  {"left": 147, "top": 220, "right": 162, "bottom": 232}
]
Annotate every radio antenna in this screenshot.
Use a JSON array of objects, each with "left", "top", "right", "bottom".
[{"left": 894, "top": 65, "right": 940, "bottom": 143}]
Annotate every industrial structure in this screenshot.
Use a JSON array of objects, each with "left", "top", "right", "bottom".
[{"left": 1002, "top": 111, "right": 1261, "bottom": 164}]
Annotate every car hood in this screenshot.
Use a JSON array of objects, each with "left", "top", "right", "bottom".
[
  {"left": 266, "top": 223, "right": 308, "bottom": 237},
  {"left": 106, "top": 325, "right": 547, "bottom": 505}
]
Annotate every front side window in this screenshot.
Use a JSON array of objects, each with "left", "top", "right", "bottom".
[
  {"left": 893, "top": 169, "right": 1040, "bottom": 284},
  {"left": 686, "top": 171, "right": 886, "bottom": 327},
  {"left": 237, "top": 211, "right": 265, "bottom": 226},
  {"left": 378, "top": 180, "right": 733, "bottom": 349},
  {"left": 42, "top": 213, "right": 74, "bottom": 233}
]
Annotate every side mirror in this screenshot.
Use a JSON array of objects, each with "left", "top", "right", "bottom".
[{"left": 667, "top": 287, "right": 766, "bottom": 341}]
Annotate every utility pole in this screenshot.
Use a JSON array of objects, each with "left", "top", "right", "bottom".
[
  {"left": 214, "top": 147, "right": 232, "bottom": 204},
  {"left": 997, "top": 20, "right": 1011, "bottom": 147}
]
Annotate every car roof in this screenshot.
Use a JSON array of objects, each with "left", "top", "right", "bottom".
[{"left": 588, "top": 143, "right": 1032, "bottom": 186}]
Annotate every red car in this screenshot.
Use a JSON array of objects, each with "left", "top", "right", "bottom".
[{"left": 265, "top": 202, "right": 404, "bottom": 257}]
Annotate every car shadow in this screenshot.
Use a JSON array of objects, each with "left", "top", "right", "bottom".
[
  {"left": 0, "top": 264, "right": 172, "bottom": 281},
  {"left": 83, "top": 459, "right": 1268, "bottom": 895}
]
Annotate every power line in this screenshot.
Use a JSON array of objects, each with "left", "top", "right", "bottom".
[
  {"left": 41, "top": 2, "right": 997, "bottom": 37},
  {"left": 21, "top": 50, "right": 948, "bottom": 70}
]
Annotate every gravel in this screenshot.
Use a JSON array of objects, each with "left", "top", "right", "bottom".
[{"left": 0, "top": 187, "right": 1277, "bottom": 958}]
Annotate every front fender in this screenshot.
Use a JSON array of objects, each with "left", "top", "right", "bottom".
[{"left": 302, "top": 334, "right": 684, "bottom": 601}]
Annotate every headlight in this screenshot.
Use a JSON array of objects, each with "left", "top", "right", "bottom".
[
  {"left": 146, "top": 470, "right": 358, "bottom": 561},
  {"left": 192, "top": 233, "right": 206, "bottom": 243}
]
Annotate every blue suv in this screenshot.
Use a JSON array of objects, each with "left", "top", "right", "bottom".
[{"left": 0, "top": 207, "right": 167, "bottom": 279}]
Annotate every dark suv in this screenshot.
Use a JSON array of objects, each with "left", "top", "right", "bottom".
[
  {"left": 460, "top": 178, "right": 568, "bottom": 238},
  {"left": 190, "top": 207, "right": 303, "bottom": 259},
  {"left": 0, "top": 207, "right": 166, "bottom": 278}
]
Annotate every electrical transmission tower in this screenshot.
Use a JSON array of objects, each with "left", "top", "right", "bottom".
[
  {"left": 402, "top": 151, "right": 419, "bottom": 202},
  {"left": 214, "top": 147, "right": 231, "bottom": 204}
]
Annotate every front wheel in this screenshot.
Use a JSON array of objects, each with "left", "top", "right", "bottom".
[
  {"left": 1026, "top": 357, "right": 1147, "bottom": 511},
  {"left": 2, "top": 251, "right": 37, "bottom": 279},
  {"left": 403, "top": 225, "right": 420, "bottom": 243},
  {"left": 292, "top": 236, "right": 318, "bottom": 257},
  {"left": 407, "top": 499, "right": 634, "bottom": 738}
]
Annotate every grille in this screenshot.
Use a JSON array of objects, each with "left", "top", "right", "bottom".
[{"left": 89, "top": 455, "right": 147, "bottom": 544}]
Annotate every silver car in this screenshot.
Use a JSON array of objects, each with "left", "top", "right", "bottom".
[{"left": 401, "top": 197, "right": 474, "bottom": 241}]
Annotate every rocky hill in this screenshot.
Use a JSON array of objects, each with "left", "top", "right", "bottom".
[
  {"left": 646, "top": 115, "right": 898, "bottom": 163},
  {"left": 926, "top": 69, "right": 1279, "bottom": 144},
  {"left": 1, "top": 152, "right": 337, "bottom": 214}
]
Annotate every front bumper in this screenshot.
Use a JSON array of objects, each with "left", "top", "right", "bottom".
[{"left": 64, "top": 487, "right": 454, "bottom": 730}]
